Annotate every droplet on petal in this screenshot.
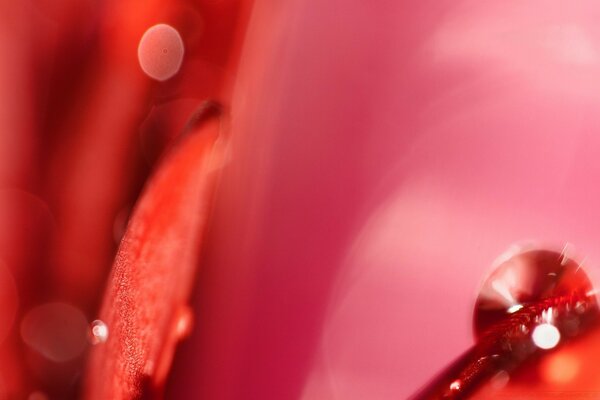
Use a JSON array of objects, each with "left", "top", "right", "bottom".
[
  {"left": 415, "top": 247, "right": 599, "bottom": 399},
  {"left": 89, "top": 320, "right": 109, "bottom": 345},
  {"left": 20, "top": 303, "right": 88, "bottom": 362},
  {"left": 174, "top": 305, "right": 193, "bottom": 340},
  {"left": 449, "top": 379, "right": 461, "bottom": 392},
  {"left": 138, "top": 24, "right": 184, "bottom": 81},
  {"left": 473, "top": 247, "right": 595, "bottom": 338}
]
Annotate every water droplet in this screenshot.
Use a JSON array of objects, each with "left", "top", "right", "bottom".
[
  {"left": 90, "top": 320, "right": 108, "bottom": 345},
  {"left": 174, "top": 306, "right": 193, "bottom": 340},
  {"left": 473, "top": 248, "right": 595, "bottom": 338},
  {"left": 449, "top": 379, "right": 461, "bottom": 391},
  {"left": 137, "top": 24, "right": 184, "bottom": 81}
]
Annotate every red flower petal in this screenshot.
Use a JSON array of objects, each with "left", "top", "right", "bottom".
[{"left": 84, "top": 103, "right": 224, "bottom": 399}]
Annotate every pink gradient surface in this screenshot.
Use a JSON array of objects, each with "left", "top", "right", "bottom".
[{"left": 169, "top": 1, "right": 600, "bottom": 399}]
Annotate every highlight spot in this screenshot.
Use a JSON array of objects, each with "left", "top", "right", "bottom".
[
  {"left": 90, "top": 320, "right": 109, "bottom": 345},
  {"left": 138, "top": 24, "right": 184, "bottom": 81},
  {"left": 532, "top": 323, "right": 561, "bottom": 350}
]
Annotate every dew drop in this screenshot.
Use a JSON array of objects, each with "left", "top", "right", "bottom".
[
  {"left": 174, "top": 305, "right": 193, "bottom": 340},
  {"left": 90, "top": 320, "right": 108, "bottom": 345},
  {"left": 449, "top": 379, "right": 461, "bottom": 391},
  {"left": 473, "top": 248, "right": 595, "bottom": 339},
  {"left": 137, "top": 24, "right": 184, "bottom": 81}
]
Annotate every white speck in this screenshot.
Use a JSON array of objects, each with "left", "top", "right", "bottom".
[
  {"left": 449, "top": 379, "right": 461, "bottom": 391},
  {"left": 532, "top": 323, "right": 561, "bottom": 350},
  {"left": 90, "top": 320, "right": 109, "bottom": 345}
]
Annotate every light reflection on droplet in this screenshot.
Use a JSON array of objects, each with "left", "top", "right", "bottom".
[
  {"left": 90, "top": 320, "right": 109, "bottom": 345},
  {"left": 532, "top": 323, "right": 561, "bottom": 350},
  {"left": 20, "top": 303, "right": 88, "bottom": 362},
  {"left": 506, "top": 304, "right": 523, "bottom": 314},
  {"left": 137, "top": 24, "right": 184, "bottom": 81}
]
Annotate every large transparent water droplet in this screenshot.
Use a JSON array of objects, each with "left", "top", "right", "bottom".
[{"left": 473, "top": 247, "right": 596, "bottom": 339}]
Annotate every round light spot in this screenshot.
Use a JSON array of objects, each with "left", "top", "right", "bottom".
[
  {"left": 532, "top": 323, "right": 561, "bottom": 350},
  {"left": 449, "top": 379, "right": 461, "bottom": 391},
  {"left": 89, "top": 320, "right": 109, "bottom": 345},
  {"left": 138, "top": 24, "right": 184, "bottom": 81},
  {"left": 541, "top": 351, "right": 580, "bottom": 384},
  {"left": 20, "top": 303, "right": 88, "bottom": 362}
]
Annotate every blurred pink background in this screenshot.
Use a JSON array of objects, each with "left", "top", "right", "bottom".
[{"left": 168, "top": 1, "right": 600, "bottom": 398}]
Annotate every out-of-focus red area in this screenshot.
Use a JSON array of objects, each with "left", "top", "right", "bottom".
[
  {"left": 0, "top": 0, "right": 250, "bottom": 397},
  {"left": 85, "top": 104, "right": 224, "bottom": 399},
  {"left": 8, "top": 0, "right": 600, "bottom": 399}
]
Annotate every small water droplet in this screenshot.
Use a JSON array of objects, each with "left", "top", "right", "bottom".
[
  {"left": 90, "top": 320, "right": 109, "bottom": 345},
  {"left": 449, "top": 379, "right": 461, "bottom": 391},
  {"left": 174, "top": 306, "right": 193, "bottom": 340}
]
